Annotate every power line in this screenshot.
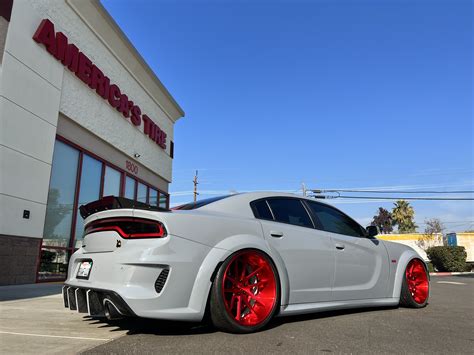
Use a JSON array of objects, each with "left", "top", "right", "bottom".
[
  {"left": 311, "top": 189, "right": 474, "bottom": 194},
  {"left": 328, "top": 195, "right": 474, "bottom": 201}
]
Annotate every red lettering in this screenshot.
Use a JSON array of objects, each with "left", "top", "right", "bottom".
[
  {"left": 76, "top": 52, "right": 92, "bottom": 85},
  {"left": 154, "top": 126, "right": 162, "bottom": 144},
  {"left": 149, "top": 121, "right": 157, "bottom": 140},
  {"left": 33, "top": 19, "right": 169, "bottom": 152},
  {"left": 118, "top": 94, "right": 130, "bottom": 117},
  {"left": 33, "top": 19, "right": 56, "bottom": 56},
  {"left": 55, "top": 32, "right": 68, "bottom": 61},
  {"left": 142, "top": 115, "right": 151, "bottom": 134},
  {"left": 102, "top": 76, "right": 110, "bottom": 100},
  {"left": 89, "top": 65, "right": 105, "bottom": 96},
  {"left": 130, "top": 105, "right": 141, "bottom": 126},
  {"left": 108, "top": 84, "right": 121, "bottom": 108},
  {"left": 160, "top": 131, "right": 167, "bottom": 149},
  {"left": 62, "top": 43, "right": 79, "bottom": 72}
]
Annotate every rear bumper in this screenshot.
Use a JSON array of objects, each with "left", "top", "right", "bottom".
[
  {"left": 62, "top": 284, "right": 136, "bottom": 317},
  {"left": 64, "top": 233, "right": 219, "bottom": 321}
]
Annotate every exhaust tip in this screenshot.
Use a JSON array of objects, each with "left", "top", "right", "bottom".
[{"left": 103, "top": 299, "right": 123, "bottom": 320}]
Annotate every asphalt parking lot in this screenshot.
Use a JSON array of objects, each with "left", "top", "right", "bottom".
[{"left": 1, "top": 275, "right": 473, "bottom": 354}]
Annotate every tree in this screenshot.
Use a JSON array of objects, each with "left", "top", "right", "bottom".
[
  {"left": 371, "top": 207, "right": 393, "bottom": 234},
  {"left": 424, "top": 218, "right": 444, "bottom": 235},
  {"left": 391, "top": 200, "right": 417, "bottom": 233},
  {"left": 417, "top": 218, "right": 444, "bottom": 250}
]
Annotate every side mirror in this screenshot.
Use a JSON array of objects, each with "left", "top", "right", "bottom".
[{"left": 366, "top": 225, "right": 379, "bottom": 238}]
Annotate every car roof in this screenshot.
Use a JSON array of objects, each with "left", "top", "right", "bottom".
[{"left": 196, "top": 191, "right": 329, "bottom": 218}]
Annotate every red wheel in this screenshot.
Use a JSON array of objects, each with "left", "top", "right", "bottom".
[
  {"left": 400, "top": 258, "right": 429, "bottom": 307},
  {"left": 210, "top": 250, "right": 279, "bottom": 333}
]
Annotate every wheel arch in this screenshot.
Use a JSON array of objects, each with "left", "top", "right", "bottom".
[
  {"left": 391, "top": 250, "right": 429, "bottom": 299},
  {"left": 187, "top": 234, "right": 290, "bottom": 321}
]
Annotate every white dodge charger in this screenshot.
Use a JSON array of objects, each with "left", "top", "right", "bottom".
[{"left": 63, "top": 192, "right": 429, "bottom": 333}]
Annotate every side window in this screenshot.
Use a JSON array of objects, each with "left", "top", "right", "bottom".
[
  {"left": 251, "top": 200, "right": 273, "bottom": 220},
  {"left": 306, "top": 201, "right": 365, "bottom": 237},
  {"left": 266, "top": 198, "right": 313, "bottom": 228}
]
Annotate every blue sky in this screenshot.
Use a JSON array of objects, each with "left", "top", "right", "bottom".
[{"left": 102, "top": 0, "right": 473, "bottom": 232}]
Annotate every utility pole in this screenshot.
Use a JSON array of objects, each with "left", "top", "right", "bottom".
[
  {"left": 302, "top": 182, "right": 307, "bottom": 197},
  {"left": 193, "top": 170, "right": 199, "bottom": 203}
]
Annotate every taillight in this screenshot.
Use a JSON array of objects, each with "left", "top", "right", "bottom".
[{"left": 84, "top": 218, "right": 167, "bottom": 239}]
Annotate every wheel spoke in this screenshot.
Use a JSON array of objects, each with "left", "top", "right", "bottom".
[
  {"left": 405, "top": 259, "right": 429, "bottom": 305},
  {"left": 236, "top": 295, "right": 242, "bottom": 320},
  {"left": 221, "top": 251, "right": 277, "bottom": 327},
  {"left": 245, "top": 267, "right": 263, "bottom": 281}
]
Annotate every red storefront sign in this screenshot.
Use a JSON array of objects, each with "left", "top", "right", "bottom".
[{"left": 33, "top": 19, "right": 167, "bottom": 151}]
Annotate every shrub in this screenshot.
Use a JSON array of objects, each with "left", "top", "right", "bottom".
[
  {"left": 426, "top": 262, "right": 435, "bottom": 273},
  {"left": 426, "top": 246, "right": 467, "bottom": 272}
]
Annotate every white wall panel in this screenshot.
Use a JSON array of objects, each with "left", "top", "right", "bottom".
[
  {"left": 0, "top": 194, "right": 46, "bottom": 239},
  {"left": 0, "top": 52, "right": 61, "bottom": 126},
  {"left": 0, "top": 97, "right": 57, "bottom": 164},
  {"left": 0, "top": 145, "right": 52, "bottom": 205},
  {"left": 5, "top": 0, "right": 64, "bottom": 89}
]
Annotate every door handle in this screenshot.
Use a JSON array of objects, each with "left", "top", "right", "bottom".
[
  {"left": 335, "top": 243, "right": 345, "bottom": 250},
  {"left": 270, "top": 231, "right": 284, "bottom": 238}
]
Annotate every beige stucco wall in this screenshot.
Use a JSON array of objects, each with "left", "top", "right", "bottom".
[{"left": 378, "top": 233, "right": 474, "bottom": 262}]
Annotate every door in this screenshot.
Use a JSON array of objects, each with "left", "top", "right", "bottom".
[
  {"left": 252, "top": 198, "right": 335, "bottom": 304},
  {"left": 304, "top": 201, "right": 390, "bottom": 301}
]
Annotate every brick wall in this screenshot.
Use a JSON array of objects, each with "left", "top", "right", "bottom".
[{"left": 0, "top": 235, "right": 40, "bottom": 285}]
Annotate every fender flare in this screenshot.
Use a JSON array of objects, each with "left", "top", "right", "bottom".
[
  {"left": 186, "top": 234, "right": 290, "bottom": 320},
  {"left": 392, "top": 250, "right": 429, "bottom": 299}
]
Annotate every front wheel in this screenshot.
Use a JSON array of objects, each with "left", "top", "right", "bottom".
[
  {"left": 210, "top": 249, "right": 280, "bottom": 333},
  {"left": 400, "top": 258, "right": 429, "bottom": 308}
]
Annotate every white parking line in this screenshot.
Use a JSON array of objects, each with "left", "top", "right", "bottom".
[
  {"left": 436, "top": 281, "right": 467, "bottom": 285},
  {"left": 0, "top": 331, "right": 109, "bottom": 341}
]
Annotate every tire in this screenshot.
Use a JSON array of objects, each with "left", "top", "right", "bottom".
[
  {"left": 400, "top": 258, "right": 429, "bottom": 308},
  {"left": 210, "top": 249, "right": 280, "bottom": 333}
]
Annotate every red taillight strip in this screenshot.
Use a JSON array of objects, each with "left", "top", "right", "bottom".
[{"left": 84, "top": 218, "right": 167, "bottom": 239}]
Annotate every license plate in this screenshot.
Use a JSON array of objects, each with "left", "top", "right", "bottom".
[{"left": 77, "top": 261, "right": 93, "bottom": 280}]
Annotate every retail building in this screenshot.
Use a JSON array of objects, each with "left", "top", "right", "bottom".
[{"left": 0, "top": 0, "right": 184, "bottom": 285}]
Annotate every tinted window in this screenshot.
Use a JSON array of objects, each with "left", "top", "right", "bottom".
[
  {"left": 74, "top": 154, "right": 102, "bottom": 247},
  {"left": 251, "top": 200, "right": 273, "bottom": 220},
  {"left": 306, "top": 201, "right": 365, "bottom": 237},
  {"left": 267, "top": 198, "right": 313, "bottom": 228},
  {"left": 124, "top": 176, "right": 136, "bottom": 200},
  {"left": 173, "top": 195, "right": 232, "bottom": 210},
  {"left": 149, "top": 188, "right": 158, "bottom": 206},
  {"left": 43, "top": 140, "right": 79, "bottom": 247},
  {"left": 103, "top": 166, "right": 121, "bottom": 197},
  {"left": 137, "top": 182, "right": 147, "bottom": 203}
]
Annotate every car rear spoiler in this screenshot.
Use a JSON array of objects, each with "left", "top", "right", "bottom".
[{"left": 79, "top": 196, "right": 170, "bottom": 219}]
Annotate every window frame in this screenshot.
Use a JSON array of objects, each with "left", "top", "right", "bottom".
[
  {"left": 302, "top": 199, "right": 369, "bottom": 238},
  {"left": 250, "top": 197, "right": 317, "bottom": 229},
  {"left": 38, "top": 135, "right": 171, "bottom": 282}
]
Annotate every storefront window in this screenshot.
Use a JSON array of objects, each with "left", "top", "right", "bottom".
[
  {"left": 124, "top": 176, "right": 136, "bottom": 200},
  {"left": 137, "top": 182, "right": 147, "bottom": 203},
  {"left": 43, "top": 141, "right": 79, "bottom": 247},
  {"left": 149, "top": 188, "right": 158, "bottom": 206},
  {"left": 40, "top": 138, "right": 168, "bottom": 281},
  {"left": 38, "top": 248, "right": 69, "bottom": 281},
  {"left": 103, "top": 166, "right": 121, "bottom": 197},
  {"left": 159, "top": 193, "right": 168, "bottom": 208},
  {"left": 74, "top": 154, "right": 102, "bottom": 247}
]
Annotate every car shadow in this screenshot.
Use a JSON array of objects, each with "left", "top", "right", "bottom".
[{"left": 82, "top": 305, "right": 399, "bottom": 336}]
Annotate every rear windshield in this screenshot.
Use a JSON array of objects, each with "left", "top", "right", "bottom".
[{"left": 172, "top": 195, "right": 232, "bottom": 210}]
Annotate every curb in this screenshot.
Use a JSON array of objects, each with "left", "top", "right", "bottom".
[{"left": 429, "top": 271, "right": 474, "bottom": 276}]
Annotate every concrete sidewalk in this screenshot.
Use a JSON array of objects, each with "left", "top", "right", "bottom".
[{"left": 0, "top": 283, "right": 127, "bottom": 354}]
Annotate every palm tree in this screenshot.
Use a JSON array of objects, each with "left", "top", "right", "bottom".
[{"left": 392, "top": 200, "right": 417, "bottom": 233}]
